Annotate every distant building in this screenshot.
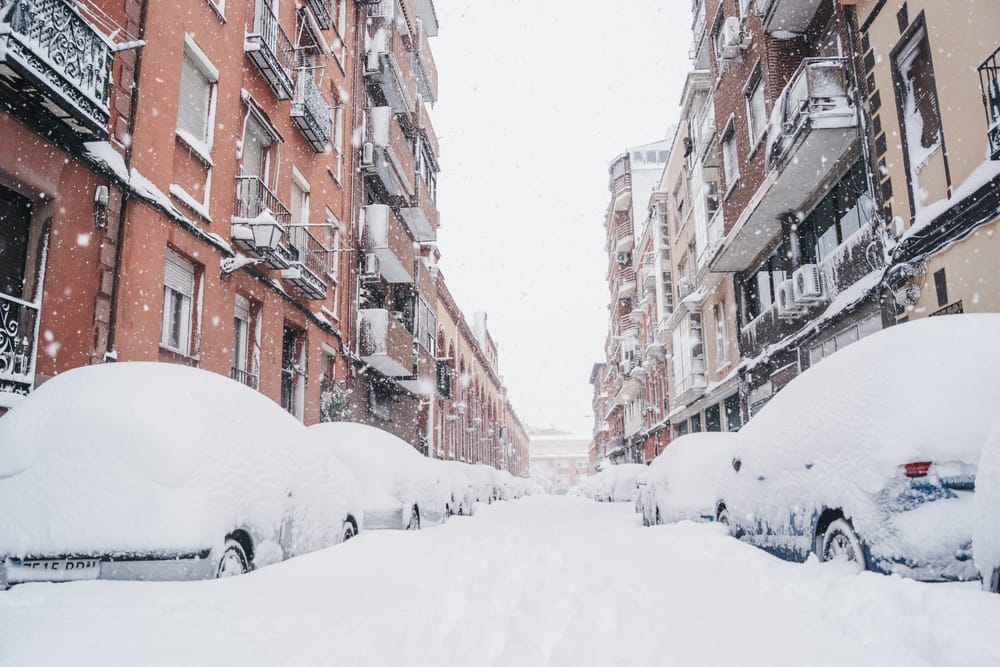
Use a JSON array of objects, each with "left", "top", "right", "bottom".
[{"left": 530, "top": 435, "right": 590, "bottom": 492}]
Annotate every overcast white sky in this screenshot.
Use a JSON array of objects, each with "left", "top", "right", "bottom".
[{"left": 431, "top": 1, "right": 693, "bottom": 436}]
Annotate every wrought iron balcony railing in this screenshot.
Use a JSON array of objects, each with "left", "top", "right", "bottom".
[
  {"left": 0, "top": 291, "right": 39, "bottom": 393},
  {"left": 232, "top": 175, "right": 291, "bottom": 269},
  {"left": 291, "top": 68, "right": 332, "bottom": 152},
  {"left": 230, "top": 366, "right": 260, "bottom": 390},
  {"left": 305, "top": 0, "right": 332, "bottom": 30},
  {"left": 245, "top": 0, "right": 295, "bottom": 100},
  {"left": 0, "top": 0, "right": 113, "bottom": 138},
  {"left": 282, "top": 226, "right": 329, "bottom": 300}
]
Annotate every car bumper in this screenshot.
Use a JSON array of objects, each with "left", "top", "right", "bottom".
[{"left": 2, "top": 551, "right": 214, "bottom": 588}]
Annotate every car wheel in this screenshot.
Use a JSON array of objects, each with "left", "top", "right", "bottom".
[
  {"left": 216, "top": 538, "right": 249, "bottom": 578},
  {"left": 717, "top": 506, "right": 731, "bottom": 529},
  {"left": 405, "top": 505, "right": 421, "bottom": 530},
  {"left": 820, "top": 518, "right": 866, "bottom": 571},
  {"left": 342, "top": 520, "right": 357, "bottom": 542},
  {"left": 990, "top": 566, "right": 1000, "bottom": 594},
  {"left": 655, "top": 506, "right": 662, "bottom": 526}
]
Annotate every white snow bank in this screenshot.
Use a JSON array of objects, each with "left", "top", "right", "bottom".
[{"left": 0, "top": 363, "right": 363, "bottom": 568}]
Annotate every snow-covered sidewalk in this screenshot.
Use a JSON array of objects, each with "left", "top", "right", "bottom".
[{"left": 2, "top": 496, "right": 999, "bottom": 666}]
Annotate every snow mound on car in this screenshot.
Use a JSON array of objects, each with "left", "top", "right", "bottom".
[
  {"left": 973, "top": 421, "right": 1000, "bottom": 589},
  {"left": 647, "top": 432, "right": 737, "bottom": 523},
  {"left": 0, "top": 363, "right": 361, "bottom": 562}
]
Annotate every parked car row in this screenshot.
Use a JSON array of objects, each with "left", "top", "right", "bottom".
[
  {"left": 574, "top": 463, "right": 647, "bottom": 503},
  {"left": 580, "top": 315, "right": 1000, "bottom": 592},
  {"left": 0, "top": 363, "right": 534, "bottom": 589}
]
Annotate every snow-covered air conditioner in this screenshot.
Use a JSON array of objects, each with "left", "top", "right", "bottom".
[
  {"left": 893, "top": 284, "right": 920, "bottom": 306},
  {"left": 775, "top": 279, "right": 805, "bottom": 319},
  {"left": 362, "top": 253, "right": 380, "bottom": 279},
  {"left": 412, "top": 18, "right": 425, "bottom": 53},
  {"left": 362, "top": 142, "right": 375, "bottom": 166},
  {"left": 371, "top": 106, "right": 392, "bottom": 147},
  {"left": 792, "top": 264, "right": 825, "bottom": 304},
  {"left": 719, "top": 16, "right": 748, "bottom": 61}
]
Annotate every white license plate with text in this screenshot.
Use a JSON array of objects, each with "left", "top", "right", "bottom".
[{"left": 7, "top": 557, "right": 101, "bottom": 583}]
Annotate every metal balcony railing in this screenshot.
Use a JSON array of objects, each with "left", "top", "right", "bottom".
[
  {"left": 230, "top": 366, "right": 260, "bottom": 390},
  {"left": 291, "top": 68, "right": 332, "bottom": 151},
  {"left": 233, "top": 175, "right": 291, "bottom": 268},
  {"left": 305, "top": 0, "right": 332, "bottom": 30},
  {"left": 246, "top": 0, "right": 295, "bottom": 100},
  {"left": 0, "top": 0, "right": 113, "bottom": 138},
  {"left": 0, "top": 292, "right": 38, "bottom": 389},
  {"left": 283, "top": 226, "right": 329, "bottom": 300},
  {"left": 768, "top": 58, "right": 850, "bottom": 167}
]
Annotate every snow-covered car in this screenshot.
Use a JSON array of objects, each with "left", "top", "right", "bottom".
[
  {"left": 637, "top": 432, "right": 737, "bottom": 526},
  {"left": 471, "top": 463, "right": 504, "bottom": 502},
  {"left": 310, "top": 422, "right": 450, "bottom": 529},
  {"left": 595, "top": 463, "right": 647, "bottom": 503},
  {"left": 974, "top": 421, "right": 1000, "bottom": 592},
  {"left": 0, "top": 363, "right": 363, "bottom": 588},
  {"left": 437, "top": 460, "right": 477, "bottom": 516},
  {"left": 716, "top": 315, "right": 1000, "bottom": 581}
]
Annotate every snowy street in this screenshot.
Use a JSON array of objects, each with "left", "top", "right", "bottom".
[{"left": 2, "top": 496, "right": 999, "bottom": 667}]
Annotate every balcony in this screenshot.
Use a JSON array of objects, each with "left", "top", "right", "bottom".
[
  {"left": 291, "top": 69, "right": 332, "bottom": 152},
  {"left": 364, "top": 22, "right": 415, "bottom": 113},
  {"left": 614, "top": 216, "right": 634, "bottom": 252},
  {"left": 617, "top": 267, "right": 637, "bottom": 300},
  {"left": 0, "top": 0, "right": 113, "bottom": 139},
  {"left": 674, "top": 367, "right": 708, "bottom": 407},
  {"left": 282, "top": 227, "right": 328, "bottom": 300},
  {"left": 712, "top": 59, "right": 857, "bottom": 272},
  {"left": 305, "top": 0, "right": 333, "bottom": 30},
  {"left": 412, "top": 0, "right": 439, "bottom": 37},
  {"left": 610, "top": 171, "right": 632, "bottom": 212},
  {"left": 363, "top": 204, "right": 414, "bottom": 283},
  {"left": 359, "top": 308, "right": 414, "bottom": 377},
  {"left": 397, "top": 345, "right": 435, "bottom": 395},
  {"left": 230, "top": 366, "right": 260, "bottom": 390},
  {"left": 407, "top": 20, "right": 438, "bottom": 103},
  {"left": 245, "top": 0, "right": 295, "bottom": 100},
  {"left": 231, "top": 176, "right": 291, "bottom": 269},
  {"left": 363, "top": 107, "right": 415, "bottom": 200},
  {"left": 756, "top": 0, "right": 824, "bottom": 35},
  {"left": 0, "top": 292, "right": 39, "bottom": 398},
  {"left": 400, "top": 180, "right": 437, "bottom": 242}
]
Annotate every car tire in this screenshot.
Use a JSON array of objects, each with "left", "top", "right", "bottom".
[
  {"left": 990, "top": 566, "right": 1000, "bottom": 594},
  {"left": 655, "top": 506, "right": 662, "bottom": 526},
  {"left": 405, "top": 505, "right": 421, "bottom": 530},
  {"left": 717, "top": 506, "right": 731, "bottom": 531},
  {"left": 216, "top": 538, "right": 249, "bottom": 578},
  {"left": 820, "top": 518, "right": 866, "bottom": 571},
  {"left": 342, "top": 520, "right": 357, "bottom": 542}
]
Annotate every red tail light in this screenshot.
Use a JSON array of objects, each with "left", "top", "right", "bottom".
[{"left": 902, "top": 461, "right": 932, "bottom": 478}]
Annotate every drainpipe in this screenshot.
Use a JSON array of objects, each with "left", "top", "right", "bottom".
[{"left": 106, "top": 0, "right": 149, "bottom": 360}]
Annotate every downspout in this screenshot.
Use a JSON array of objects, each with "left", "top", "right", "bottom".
[{"left": 106, "top": 0, "right": 150, "bottom": 359}]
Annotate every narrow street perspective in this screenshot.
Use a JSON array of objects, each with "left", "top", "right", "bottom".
[{"left": 3, "top": 497, "right": 999, "bottom": 667}]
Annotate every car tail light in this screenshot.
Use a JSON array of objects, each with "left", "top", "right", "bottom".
[{"left": 902, "top": 461, "right": 932, "bottom": 478}]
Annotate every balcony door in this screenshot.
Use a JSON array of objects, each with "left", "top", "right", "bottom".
[
  {"left": 280, "top": 325, "right": 305, "bottom": 420},
  {"left": 0, "top": 185, "right": 39, "bottom": 388},
  {"left": 0, "top": 186, "right": 30, "bottom": 300}
]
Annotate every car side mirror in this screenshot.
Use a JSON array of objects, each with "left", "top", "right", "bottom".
[{"left": 731, "top": 457, "right": 742, "bottom": 472}]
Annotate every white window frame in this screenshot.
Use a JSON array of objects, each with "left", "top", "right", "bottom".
[
  {"left": 744, "top": 67, "right": 767, "bottom": 149},
  {"left": 721, "top": 117, "right": 739, "bottom": 194},
  {"left": 290, "top": 167, "right": 311, "bottom": 259},
  {"left": 714, "top": 301, "right": 730, "bottom": 370},
  {"left": 176, "top": 35, "right": 219, "bottom": 160},
  {"left": 160, "top": 250, "right": 198, "bottom": 356}
]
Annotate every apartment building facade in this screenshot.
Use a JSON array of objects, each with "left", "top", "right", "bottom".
[{"left": 852, "top": 0, "right": 1000, "bottom": 322}]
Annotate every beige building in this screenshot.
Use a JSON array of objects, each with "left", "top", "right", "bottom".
[{"left": 851, "top": 0, "right": 1000, "bottom": 319}]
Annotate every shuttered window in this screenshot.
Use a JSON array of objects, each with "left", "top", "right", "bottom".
[
  {"left": 899, "top": 28, "right": 942, "bottom": 154},
  {"left": 232, "top": 294, "right": 251, "bottom": 376},
  {"left": 161, "top": 250, "right": 196, "bottom": 355}
]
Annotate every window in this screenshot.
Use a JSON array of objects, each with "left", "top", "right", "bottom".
[
  {"left": 231, "top": 295, "right": 259, "bottom": 388},
  {"left": 690, "top": 413, "right": 702, "bottom": 433},
  {"left": 177, "top": 37, "right": 219, "bottom": 151},
  {"left": 796, "top": 161, "right": 868, "bottom": 263},
  {"left": 744, "top": 252, "right": 786, "bottom": 321},
  {"left": 281, "top": 326, "right": 306, "bottom": 420},
  {"left": 978, "top": 47, "right": 1000, "bottom": 160},
  {"left": 705, "top": 403, "right": 721, "bottom": 432},
  {"left": 290, "top": 169, "right": 310, "bottom": 261},
  {"left": 416, "top": 297, "right": 436, "bottom": 354},
  {"left": 674, "top": 181, "right": 687, "bottom": 225},
  {"left": 745, "top": 69, "right": 767, "bottom": 145},
  {"left": 721, "top": 119, "right": 739, "bottom": 192},
  {"left": 897, "top": 26, "right": 942, "bottom": 168},
  {"left": 724, "top": 393, "right": 742, "bottom": 431},
  {"left": 241, "top": 110, "right": 276, "bottom": 180},
  {"left": 714, "top": 301, "right": 729, "bottom": 368},
  {"left": 161, "top": 250, "right": 197, "bottom": 356}
]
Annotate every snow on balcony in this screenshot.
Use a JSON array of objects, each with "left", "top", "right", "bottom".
[
  {"left": 0, "top": 0, "right": 113, "bottom": 139},
  {"left": 363, "top": 204, "right": 414, "bottom": 283},
  {"left": 359, "top": 308, "right": 413, "bottom": 377},
  {"left": 245, "top": 0, "right": 295, "bottom": 100},
  {"left": 291, "top": 69, "right": 332, "bottom": 152},
  {"left": 713, "top": 58, "right": 858, "bottom": 273},
  {"left": 756, "top": 0, "right": 824, "bottom": 35}
]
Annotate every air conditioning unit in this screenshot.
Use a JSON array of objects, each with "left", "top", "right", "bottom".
[
  {"left": 367, "top": 0, "right": 392, "bottom": 18},
  {"left": 792, "top": 264, "right": 826, "bottom": 303},
  {"left": 615, "top": 251, "right": 630, "bottom": 265},
  {"left": 362, "top": 142, "right": 375, "bottom": 167},
  {"left": 775, "top": 279, "right": 805, "bottom": 319},
  {"left": 411, "top": 17, "right": 425, "bottom": 53},
  {"left": 678, "top": 278, "right": 692, "bottom": 299},
  {"left": 893, "top": 284, "right": 920, "bottom": 306},
  {"left": 362, "top": 253, "right": 380, "bottom": 280},
  {"left": 719, "top": 16, "right": 748, "bottom": 60},
  {"left": 370, "top": 106, "right": 392, "bottom": 147}
]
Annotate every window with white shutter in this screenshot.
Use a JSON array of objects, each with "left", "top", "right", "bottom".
[{"left": 161, "top": 250, "right": 197, "bottom": 355}]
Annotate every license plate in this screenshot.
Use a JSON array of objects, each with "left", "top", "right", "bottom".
[{"left": 7, "top": 557, "right": 101, "bottom": 583}]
